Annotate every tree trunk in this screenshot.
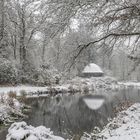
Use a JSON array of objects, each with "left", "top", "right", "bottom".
[
  {"left": 42, "top": 33, "right": 48, "bottom": 64},
  {"left": 42, "top": 39, "right": 46, "bottom": 64},
  {"left": 0, "top": 0, "right": 4, "bottom": 42},
  {"left": 13, "top": 25, "right": 17, "bottom": 60},
  {"left": 19, "top": 11, "right": 26, "bottom": 71}
]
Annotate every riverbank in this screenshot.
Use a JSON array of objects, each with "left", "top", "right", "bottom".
[
  {"left": 118, "top": 81, "right": 140, "bottom": 88},
  {"left": 5, "top": 102, "right": 140, "bottom": 140},
  {"left": 0, "top": 95, "right": 26, "bottom": 125},
  {"left": 0, "top": 76, "right": 118, "bottom": 97},
  {"left": 1, "top": 79, "right": 140, "bottom": 139},
  {"left": 6, "top": 122, "right": 64, "bottom": 140},
  {"left": 82, "top": 103, "right": 140, "bottom": 140},
  {"left": 0, "top": 76, "right": 118, "bottom": 129}
]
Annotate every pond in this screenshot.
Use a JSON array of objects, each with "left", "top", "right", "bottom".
[
  {"left": 24, "top": 94, "right": 111, "bottom": 138},
  {"left": 24, "top": 86, "right": 140, "bottom": 139},
  {"left": 1, "top": 86, "right": 140, "bottom": 139}
]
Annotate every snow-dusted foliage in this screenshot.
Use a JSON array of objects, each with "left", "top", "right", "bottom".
[
  {"left": 0, "top": 94, "right": 24, "bottom": 125},
  {"left": 37, "top": 64, "right": 61, "bottom": 85},
  {"left": 0, "top": 58, "right": 17, "bottom": 85},
  {"left": 9, "top": 59, "right": 61, "bottom": 86},
  {"left": 0, "top": 76, "right": 118, "bottom": 98},
  {"left": 82, "top": 103, "right": 140, "bottom": 140},
  {"left": 67, "top": 76, "right": 118, "bottom": 93},
  {"left": 6, "top": 122, "right": 64, "bottom": 140}
]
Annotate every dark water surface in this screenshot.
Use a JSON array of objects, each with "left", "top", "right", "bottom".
[
  {"left": 1, "top": 86, "right": 140, "bottom": 139},
  {"left": 24, "top": 87, "right": 140, "bottom": 138},
  {"left": 25, "top": 94, "right": 112, "bottom": 138}
]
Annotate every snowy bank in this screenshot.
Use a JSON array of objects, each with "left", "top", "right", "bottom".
[
  {"left": 66, "top": 76, "right": 118, "bottom": 93},
  {"left": 6, "top": 122, "right": 64, "bottom": 140},
  {"left": 118, "top": 82, "right": 140, "bottom": 88},
  {"left": 0, "top": 86, "right": 48, "bottom": 96},
  {"left": 0, "top": 85, "right": 70, "bottom": 97},
  {"left": 0, "top": 94, "right": 27, "bottom": 126},
  {"left": 0, "top": 76, "right": 118, "bottom": 97},
  {"left": 82, "top": 103, "right": 140, "bottom": 140}
]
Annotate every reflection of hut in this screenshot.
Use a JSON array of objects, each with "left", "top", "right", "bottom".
[{"left": 82, "top": 63, "right": 104, "bottom": 77}]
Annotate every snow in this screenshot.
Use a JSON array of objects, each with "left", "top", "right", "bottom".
[
  {"left": 83, "top": 63, "right": 103, "bottom": 74},
  {"left": 6, "top": 122, "right": 64, "bottom": 140},
  {"left": 83, "top": 98, "right": 105, "bottom": 110},
  {"left": 119, "top": 82, "right": 140, "bottom": 87},
  {"left": 0, "top": 85, "right": 48, "bottom": 96},
  {"left": 13, "top": 98, "right": 21, "bottom": 110},
  {"left": 0, "top": 85, "right": 70, "bottom": 97},
  {"left": 0, "top": 103, "right": 24, "bottom": 125},
  {"left": 67, "top": 76, "right": 118, "bottom": 93},
  {"left": 82, "top": 103, "right": 140, "bottom": 140},
  {"left": 0, "top": 94, "right": 26, "bottom": 125},
  {"left": 0, "top": 68, "right": 118, "bottom": 97},
  {"left": 0, "top": 76, "right": 118, "bottom": 97}
]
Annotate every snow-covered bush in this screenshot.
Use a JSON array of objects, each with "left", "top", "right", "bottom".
[
  {"left": 67, "top": 84, "right": 81, "bottom": 93},
  {"left": 0, "top": 93, "right": 25, "bottom": 125},
  {"left": 0, "top": 57, "right": 61, "bottom": 86},
  {"left": 0, "top": 58, "right": 17, "bottom": 85},
  {"left": 6, "top": 122, "right": 64, "bottom": 140},
  {"left": 66, "top": 76, "right": 118, "bottom": 93},
  {"left": 17, "top": 62, "right": 61, "bottom": 86},
  {"left": 17, "top": 60, "right": 38, "bottom": 85},
  {"left": 37, "top": 64, "right": 61, "bottom": 86}
]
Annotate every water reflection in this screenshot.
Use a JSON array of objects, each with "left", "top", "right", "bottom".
[
  {"left": 1, "top": 86, "right": 140, "bottom": 139},
  {"left": 25, "top": 94, "right": 113, "bottom": 138}
]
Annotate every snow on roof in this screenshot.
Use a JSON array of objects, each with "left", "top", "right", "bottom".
[{"left": 83, "top": 63, "right": 103, "bottom": 74}]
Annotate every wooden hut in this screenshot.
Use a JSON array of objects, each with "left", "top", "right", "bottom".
[{"left": 82, "top": 63, "right": 104, "bottom": 77}]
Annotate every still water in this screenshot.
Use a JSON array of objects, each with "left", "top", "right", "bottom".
[
  {"left": 24, "top": 86, "right": 140, "bottom": 138},
  {"left": 1, "top": 86, "right": 140, "bottom": 139}
]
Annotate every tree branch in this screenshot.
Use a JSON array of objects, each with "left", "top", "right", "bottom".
[{"left": 69, "top": 32, "right": 140, "bottom": 69}]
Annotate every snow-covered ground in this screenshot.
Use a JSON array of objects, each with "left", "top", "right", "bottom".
[
  {"left": 118, "top": 82, "right": 140, "bottom": 88},
  {"left": 6, "top": 122, "right": 64, "bottom": 140},
  {"left": 0, "top": 85, "right": 48, "bottom": 96},
  {"left": 0, "top": 80, "right": 139, "bottom": 98},
  {"left": 0, "top": 76, "right": 118, "bottom": 97},
  {"left": 82, "top": 103, "right": 140, "bottom": 140},
  {"left": 0, "top": 85, "right": 69, "bottom": 97}
]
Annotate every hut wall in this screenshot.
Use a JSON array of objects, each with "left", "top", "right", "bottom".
[{"left": 82, "top": 73, "right": 104, "bottom": 78}]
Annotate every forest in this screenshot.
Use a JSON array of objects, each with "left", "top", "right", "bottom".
[
  {"left": 1, "top": 0, "right": 140, "bottom": 140},
  {"left": 0, "top": 0, "right": 140, "bottom": 86}
]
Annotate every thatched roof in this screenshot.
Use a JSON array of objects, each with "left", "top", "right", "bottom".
[{"left": 82, "top": 63, "right": 103, "bottom": 74}]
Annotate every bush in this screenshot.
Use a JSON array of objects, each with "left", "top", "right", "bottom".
[
  {"left": 16, "top": 61, "right": 59, "bottom": 86},
  {"left": 6, "top": 122, "right": 64, "bottom": 140},
  {"left": 8, "top": 91, "right": 17, "bottom": 99},
  {"left": 0, "top": 58, "right": 17, "bottom": 85},
  {"left": 0, "top": 58, "right": 61, "bottom": 86},
  {"left": 17, "top": 60, "right": 38, "bottom": 85},
  {"left": 37, "top": 64, "right": 61, "bottom": 86}
]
